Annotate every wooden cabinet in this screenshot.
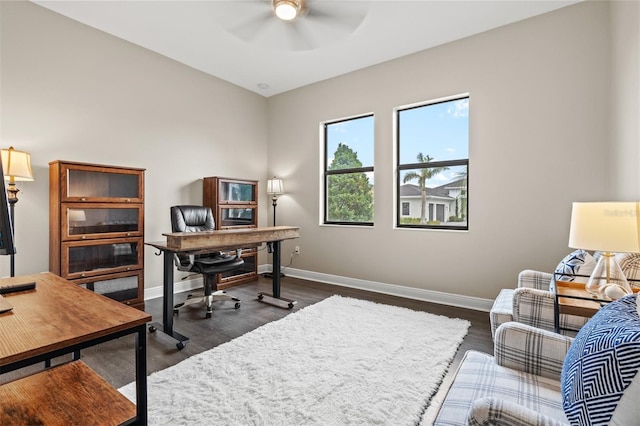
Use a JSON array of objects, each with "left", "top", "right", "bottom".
[
  {"left": 49, "top": 161, "right": 145, "bottom": 310},
  {"left": 203, "top": 176, "right": 258, "bottom": 288}
]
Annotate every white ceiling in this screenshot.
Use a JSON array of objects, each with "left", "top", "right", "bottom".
[{"left": 32, "top": 0, "right": 580, "bottom": 97}]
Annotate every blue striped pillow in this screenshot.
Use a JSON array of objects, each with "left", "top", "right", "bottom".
[{"left": 561, "top": 294, "right": 640, "bottom": 425}]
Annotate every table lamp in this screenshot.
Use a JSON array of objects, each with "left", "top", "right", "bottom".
[{"left": 568, "top": 202, "right": 640, "bottom": 299}]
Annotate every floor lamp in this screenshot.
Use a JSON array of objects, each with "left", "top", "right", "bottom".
[
  {"left": 1, "top": 147, "right": 34, "bottom": 277},
  {"left": 264, "top": 177, "right": 284, "bottom": 278}
]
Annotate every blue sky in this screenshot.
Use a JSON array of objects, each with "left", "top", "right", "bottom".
[{"left": 326, "top": 97, "right": 468, "bottom": 187}]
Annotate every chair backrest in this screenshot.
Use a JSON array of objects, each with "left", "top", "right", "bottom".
[{"left": 171, "top": 205, "right": 215, "bottom": 233}]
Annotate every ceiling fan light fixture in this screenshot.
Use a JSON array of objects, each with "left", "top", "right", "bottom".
[{"left": 273, "top": 0, "right": 301, "bottom": 21}]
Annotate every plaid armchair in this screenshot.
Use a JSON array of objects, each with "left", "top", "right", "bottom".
[
  {"left": 434, "top": 295, "right": 640, "bottom": 425},
  {"left": 489, "top": 270, "right": 588, "bottom": 338},
  {"left": 433, "top": 322, "right": 572, "bottom": 425},
  {"left": 490, "top": 253, "right": 640, "bottom": 338}
]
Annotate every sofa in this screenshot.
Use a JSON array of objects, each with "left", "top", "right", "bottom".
[{"left": 433, "top": 294, "right": 640, "bottom": 425}]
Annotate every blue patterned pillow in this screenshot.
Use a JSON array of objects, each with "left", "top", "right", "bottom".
[
  {"left": 561, "top": 295, "right": 640, "bottom": 425},
  {"left": 554, "top": 249, "right": 595, "bottom": 283}
]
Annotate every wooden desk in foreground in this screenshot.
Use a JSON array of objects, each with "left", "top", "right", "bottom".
[
  {"left": 0, "top": 272, "right": 151, "bottom": 425},
  {"left": 146, "top": 226, "right": 300, "bottom": 350}
]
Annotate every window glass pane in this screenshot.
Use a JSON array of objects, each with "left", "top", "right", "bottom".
[
  {"left": 326, "top": 171, "right": 373, "bottom": 223},
  {"left": 326, "top": 116, "right": 374, "bottom": 169},
  {"left": 399, "top": 165, "right": 467, "bottom": 226},
  {"left": 399, "top": 98, "right": 469, "bottom": 164}
]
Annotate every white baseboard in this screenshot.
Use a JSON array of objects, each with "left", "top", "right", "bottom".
[{"left": 145, "top": 265, "right": 493, "bottom": 312}]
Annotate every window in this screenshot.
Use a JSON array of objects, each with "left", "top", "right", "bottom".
[
  {"left": 323, "top": 114, "right": 374, "bottom": 225},
  {"left": 396, "top": 95, "right": 469, "bottom": 230}
]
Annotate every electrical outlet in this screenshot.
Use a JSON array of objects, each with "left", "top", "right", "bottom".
[{"left": 294, "top": 246, "right": 300, "bottom": 255}]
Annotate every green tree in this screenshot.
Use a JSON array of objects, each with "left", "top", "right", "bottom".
[
  {"left": 327, "top": 143, "right": 373, "bottom": 222},
  {"left": 402, "top": 153, "right": 449, "bottom": 224}
]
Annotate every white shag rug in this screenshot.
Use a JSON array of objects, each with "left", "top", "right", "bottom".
[{"left": 120, "top": 295, "right": 470, "bottom": 425}]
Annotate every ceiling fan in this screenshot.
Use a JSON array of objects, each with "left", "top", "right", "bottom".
[{"left": 220, "top": 0, "right": 370, "bottom": 51}]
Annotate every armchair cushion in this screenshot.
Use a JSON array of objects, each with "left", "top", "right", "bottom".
[{"left": 561, "top": 294, "right": 640, "bottom": 425}]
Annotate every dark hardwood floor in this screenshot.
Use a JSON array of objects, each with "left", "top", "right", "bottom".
[{"left": 76, "top": 275, "right": 493, "bottom": 390}]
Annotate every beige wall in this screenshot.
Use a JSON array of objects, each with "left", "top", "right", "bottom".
[
  {"left": 267, "top": 0, "right": 613, "bottom": 300},
  {"left": 1, "top": 1, "right": 636, "bottom": 305},
  {"left": 610, "top": 0, "right": 640, "bottom": 200},
  {"left": 0, "top": 1, "right": 269, "bottom": 288}
]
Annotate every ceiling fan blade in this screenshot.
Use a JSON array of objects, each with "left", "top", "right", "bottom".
[
  {"left": 226, "top": 10, "right": 275, "bottom": 43},
  {"left": 280, "top": 21, "right": 319, "bottom": 51},
  {"left": 304, "top": 1, "right": 369, "bottom": 33}
]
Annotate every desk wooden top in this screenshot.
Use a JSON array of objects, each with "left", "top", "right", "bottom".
[
  {"left": 147, "top": 225, "right": 300, "bottom": 252},
  {"left": 0, "top": 272, "right": 151, "bottom": 367}
]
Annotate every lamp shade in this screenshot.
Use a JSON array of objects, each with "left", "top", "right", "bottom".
[
  {"left": 569, "top": 202, "right": 640, "bottom": 253},
  {"left": 267, "top": 177, "right": 284, "bottom": 195},
  {"left": 1, "top": 147, "right": 34, "bottom": 182}
]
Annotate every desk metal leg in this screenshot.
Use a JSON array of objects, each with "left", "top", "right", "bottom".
[
  {"left": 135, "top": 324, "right": 148, "bottom": 425},
  {"left": 148, "top": 251, "right": 190, "bottom": 350},
  {"left": 258, "top": 240, "right": 297, "bottom": 309}
]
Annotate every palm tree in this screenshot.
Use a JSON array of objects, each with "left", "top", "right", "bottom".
[{"left": 402, "top": 153, "right": 449, "bottom": 224}]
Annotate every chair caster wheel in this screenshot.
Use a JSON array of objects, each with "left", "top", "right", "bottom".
[
  {"left": 173, "top": 309, "right": 179, "bottom": 316},
  {"left": 206, "top": 312, "right": 212, "bottom": 318},
  {"left": 235, "top": 302, "right": 241, "bottom": 309},
  {"left": 258, "top": 294, "right": 264, "bottom": 301},
  {"left": 176, "top": 342, "right": 185, "bottom": 350},
  {"left": 148, "top": 325, "right": 157, "bottom": 333},
  {"left": 288, "top": 302, "right": 295, "bottom": 309}
]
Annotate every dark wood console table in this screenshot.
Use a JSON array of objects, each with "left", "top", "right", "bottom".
[
  {"left": 146, "top": 226, "right": 300, "bottom": 350},
  {"left": 0, "top": 272, "right": 151, "bottom": 425}
]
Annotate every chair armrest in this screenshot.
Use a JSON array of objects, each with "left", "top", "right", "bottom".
[
  {"left": 494, "top": 322, "right": 573, "bottom": 380},
  {"left": 518, "top": 269, "right": 553, "bottom": 290},
  {"left": 512, "top": 287, "right": 556, "bottom": 332},
  {"left": 467, "top": 397, "right": 567, "bottom": 426}
]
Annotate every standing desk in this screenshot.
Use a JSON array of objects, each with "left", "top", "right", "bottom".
[
  {"left": 0, "top": 272, "right": 151, "bottom": 425},
  {"left": 146, "top": 225, "right": 300, "bottom": 350}
]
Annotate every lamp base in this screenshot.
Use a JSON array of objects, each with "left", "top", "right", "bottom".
[{"left": 585, "top": 252, "right": 632, "bottom": 300}]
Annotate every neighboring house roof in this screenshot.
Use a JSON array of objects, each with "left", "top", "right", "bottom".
[
  {"left": 434, "top": 178, "right": 466, "bottom": 191},
  {"left": 399, "top": 184, "right": 453, "bottom": 200}
]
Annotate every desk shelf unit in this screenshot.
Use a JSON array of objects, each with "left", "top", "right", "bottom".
[
  {"left": 0, "top": 273, "right": 150, "bottom": 425},
  {"left": 203, "top": 176, "right": 258, "bottom": 288},
  {"left": 49, "top": 161, "right": 145, "bottom": 310}
]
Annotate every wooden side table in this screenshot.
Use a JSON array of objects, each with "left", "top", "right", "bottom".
[{"left": 553, "top": 276, "right": 639, "bottom": 334}]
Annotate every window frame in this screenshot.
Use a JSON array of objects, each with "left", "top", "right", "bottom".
[
  {"left": 395, "top": 94, "right": 469, "bottom": 231},
  {"left": 322, "top": 113, "right": 374, "bottom": 226}
]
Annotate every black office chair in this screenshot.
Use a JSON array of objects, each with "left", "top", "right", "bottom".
[{"left": 170, "top": 205, "right": 243, "bottom": 318}]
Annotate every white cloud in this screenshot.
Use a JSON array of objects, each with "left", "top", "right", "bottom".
[{"left": 447, "top": 98, "right": 469, "bottom": 118}]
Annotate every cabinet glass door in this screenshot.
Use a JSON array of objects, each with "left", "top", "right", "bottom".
[
  {"left": 63, "top": 166, "right": 143, "bottom": 202},
  {"left": 62, "top": 237, "right": 143, "bottom": 279},
  {"left": 220, "top": 207, "right": 256, "bottom": 228},
  {"left": 63, "top": 204, "right": 143, "bottom": 240},
  {"left": 75, "top": 270, "right": 143, "bottom": 306},
  {"left": 220, "top": 181, "right": 256, "bottom": 204}
]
